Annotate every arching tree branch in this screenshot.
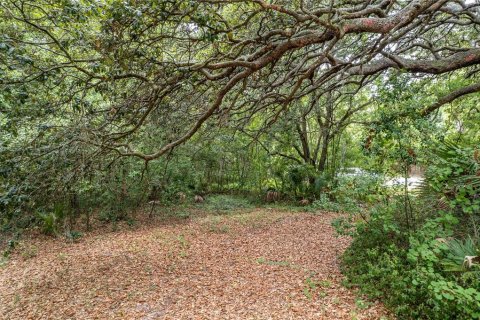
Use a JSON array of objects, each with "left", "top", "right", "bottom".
[{"left": 422, "top": 82, "right": 480, "bottom": 116}]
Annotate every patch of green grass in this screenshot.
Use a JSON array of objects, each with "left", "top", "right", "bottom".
[
  {"left": 355, "top": 298, "right": 372, "bottom": 310},
  {"left": 209, "top": 222, "right": 230, "bottom": 233},
  {"left": 303, "top": 274, "right": 331, "bottom": 300},
  {"left": 151, "top": 207, "right": 191, "bottom": 220},
  {"left": 20, "top": 243, "right": 38, "bottom": 260},
  {"left": 0, "top": 256, "right": 8, "bottom": 268},
  {"left": 126, "top": 217, "right": 136, "bottom": 227},
  {"left": 177, "top": 233, "right": 190, "bottom": 256},
  {"left": 65, "top": 230, "right": 83, "bottom": 241},
  {"left": 303, "top": 286, "right": 313, "bottom": 300},
  {"left": 202, "top": 194, "right": 255, "bottom": 212},
  {"left": 318, "top": 280, "right": 332, "bottom": 288},
  {"left": 232, "top": 211, "right": 272, "bottom": 228},
  {"left": 201, "top": 216, "right": 231, "bottom": 233},
  {"left": 176, "top": 233, "right": 188, "bottom": 247},
  {"left": 230, "top": 209, "right": 294, "bottom": 229},
  {"left": 175, "top": 209, "right": 191, "bottom": 219}
]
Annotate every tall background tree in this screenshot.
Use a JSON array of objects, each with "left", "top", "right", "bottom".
[{"left": 1, "top": 0, "right": 479, "bottom": 226}]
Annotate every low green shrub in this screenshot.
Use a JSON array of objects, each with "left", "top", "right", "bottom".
[
  {"left": 333, "top": 173, "right": 385, "bottom": 205},
  {"left": 36, "top": 203, "right": 66, "bottom": 235},
  {"left": 341, "top": 209, "right": 480, "bottom": 319},
  {"left": 309, "top": 171, "right": 384, "bottom": 213},
  {"left": 65, "top": 230, "right": 83, "bottom": 241},
  {"left": 340, "top": 142, "right": 480, "bottom": 319},
  {"left": 311, "top": 194, "right": 343, "bottom": 212}
]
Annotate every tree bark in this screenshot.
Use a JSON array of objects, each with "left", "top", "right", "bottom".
[{"left": 318, "top": 129, "right": 330, "bottom": 172}]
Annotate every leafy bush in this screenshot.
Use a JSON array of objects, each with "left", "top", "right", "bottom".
[
  {"left": 420, "top": 141, "right": 480, "bottom": 232},
  {"left": 286, "top": 164, "right": 315, "bottom": 196},
  {"left": 342, "top": 210, "right": 480, "bottom": 319},
  {"left": 311, "top": 194, "right": 343, "bottom": 212},
  {"left": 341, "top": 142, "right": 480, "bottom": 319},
  {"left": 310, "top": 172, "right": 383, "bottom": 213},
  {"left": 333, "top": 173, "right": 385, "bottom": 205}
]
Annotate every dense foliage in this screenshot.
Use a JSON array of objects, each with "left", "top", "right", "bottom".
[
  {"left": 1, "top": 0, "right": 480, "bottom": 318},
  {"left": 339, "top": 141, "right": 480, "bottom": 320}
]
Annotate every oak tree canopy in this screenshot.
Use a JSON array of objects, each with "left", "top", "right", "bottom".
[{"left": 1, "top": 0, "right": 479, "bottom": 163}]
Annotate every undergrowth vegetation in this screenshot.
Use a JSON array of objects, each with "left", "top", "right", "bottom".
[
  {"left": 338, "top": 142, "right": 480, "bottom": 320},
  {"left": 1, "top": 1, "right": 480, "bottom": 318}
]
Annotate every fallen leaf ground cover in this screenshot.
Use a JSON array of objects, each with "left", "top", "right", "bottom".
[{"left": 0, "top": 208, "right": 391, "bottom": 319}]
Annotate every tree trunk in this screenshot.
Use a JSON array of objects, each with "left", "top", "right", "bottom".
[{"left": 318, "top": 130, "right": 330, "bottom": 172}]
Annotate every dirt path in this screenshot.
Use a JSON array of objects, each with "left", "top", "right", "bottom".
[{"left": 0, "top": 209, "right": 389, "bottom": 319}]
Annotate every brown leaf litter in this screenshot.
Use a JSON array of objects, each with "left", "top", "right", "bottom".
[{"left": 0, "top": 208, "right": 392, "bottom": 319}]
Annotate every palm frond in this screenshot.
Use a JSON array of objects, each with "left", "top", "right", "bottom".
[{"left": 441, "top": 237, "right": 479, "bottom": 272}]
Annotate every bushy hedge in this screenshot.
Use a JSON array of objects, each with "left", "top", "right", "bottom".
[
  {"left": 339, "top": 141, "right": 480, "bottom": 319},
  {"left": 340, "top": 206, "right": 480, "bottom": 319}
]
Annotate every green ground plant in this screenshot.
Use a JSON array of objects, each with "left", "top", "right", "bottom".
[{"left": 340, "top": 141, "right": 480, "bottom": 320}]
